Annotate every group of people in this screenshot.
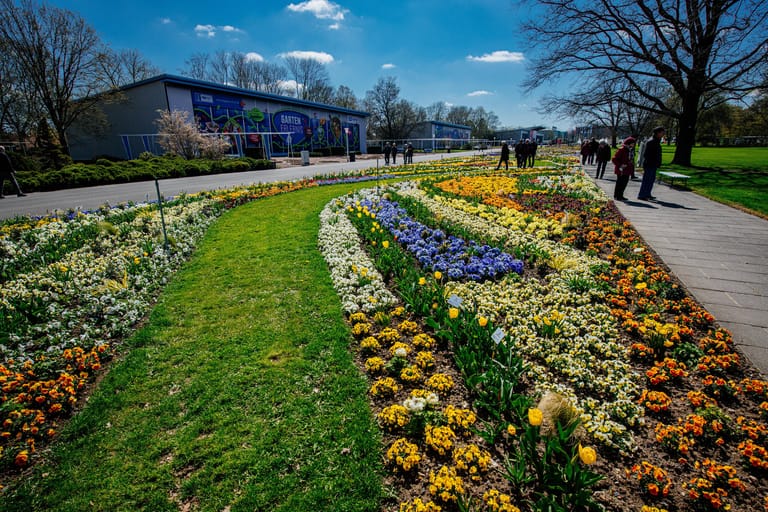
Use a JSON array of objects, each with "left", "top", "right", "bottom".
[
  {"left": 610, "top": 126, "right": 666, "bottom": 201},
  {"left": 583, "top": 127, "right": 666, "bottom": 201},
  {"left": 581, "top": 138, "right": 613, "bottom": 179},
  {"left": 382, "top": 142, "right": 414, "bottom": 165},
  {"left": 495, "top": 139, "right": 538, "bottom": 170}
]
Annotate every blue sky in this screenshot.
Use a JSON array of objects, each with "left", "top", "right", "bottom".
[{"left": 53, "top": 0, "right": 569, "bottom": 130}]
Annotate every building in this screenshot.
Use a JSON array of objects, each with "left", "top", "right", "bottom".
[
  {"left": 67, "top": 74, "right": 370, "bottom": 161},
  {"left": 407, "top": 121, "right": 472, "bottom": 150}
]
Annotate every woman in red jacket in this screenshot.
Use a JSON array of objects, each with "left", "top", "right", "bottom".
[{"left": 611, "top": 137, "right": 635, "bottom": 201}]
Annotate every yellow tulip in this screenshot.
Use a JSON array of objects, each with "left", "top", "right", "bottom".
[
  {"left": 578, "top": 444, "right": 597, "bottom": 465},
  {"left": 382, "top": 240, "right": 390, "bottom": 249},
  {"left": 449, "top": 308, "right": 459, "bottom": 319},
  {"left": 434, "top": 271, "right": 442, "bottom": 281},
  {"left": 418, "top": 277, "right": 427, "bottom": 286},
  {"left": 528, "top": 408, "right": 543, "bottom": 426},
  {"left": 507, "top": 424, "right": 517, "bottom": 436},
  {"left": 478, "top": 316, "right": 488, "bottom": 327}
]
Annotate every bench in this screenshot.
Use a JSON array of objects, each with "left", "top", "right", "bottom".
[{"left": 657, "top": 171, "right": 691, "bottom": 188}]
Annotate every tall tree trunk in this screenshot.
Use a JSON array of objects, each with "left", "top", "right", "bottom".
[
  {"left": 55, "top": 126, "right": 71, "bottom": 156},
  {"left": 671, "top": 94, "right": 700, "bottom": 167}
]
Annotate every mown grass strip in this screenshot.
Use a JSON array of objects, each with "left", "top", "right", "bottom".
[
  {"left": 660, "top": 145, "right": 768, "bottom": 217},
  {"left": 1, "top": 184, "right": 383, "bottom": 512}
]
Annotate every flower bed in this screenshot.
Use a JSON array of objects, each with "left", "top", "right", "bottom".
[{"left": 319, "top": 156, "right": 768, "bottom": 511}]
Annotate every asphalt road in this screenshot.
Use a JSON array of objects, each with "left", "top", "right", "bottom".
[{"left": 0, "top": 151, "right": 476, "bottom": 220}]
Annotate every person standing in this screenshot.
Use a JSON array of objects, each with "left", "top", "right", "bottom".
[
  {"left": 515, "top": 139, "right": 525, "bottom": 168},
  {"left": 406, "top": 142, "right": 414, "bottom": 164},
  {"left": 527, "top": 139, "right": 538, "bottom": 167},
  {"left": 0, "top": 146, "right": 26, "bottom": 198},
  {"left": 595, "top": 141, "right": 612, "bottom": 179},
  {"left": 588, "top": 137, "right": 599, "bottom": 165},
  {"left": 383, "top": 142, "right": 391, "bottom": 165},
  {"left": 638, "top": 126, "right": 665, "bottom": 200},
  {"left": 611, "top": 137, "right": 635, "bottom": 201},
  {"left": 391, "top": 143, "right": 397, "bottom": 164},
  {"left": 495, "top": 141, "right": 510, "bottom": 170}
]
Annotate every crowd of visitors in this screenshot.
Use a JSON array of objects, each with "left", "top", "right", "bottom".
[{"left": 513, "top": 139, "right": 538, "bottom": 168}]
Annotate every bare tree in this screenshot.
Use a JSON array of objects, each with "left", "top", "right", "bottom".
[
  {"left": 0, "top": 42, "right": 42, "bottom": 145},
  {"left": 364, "top": 77, "right": 426, "bottom": 140},
  {"left": 520, "top": 0, "right": 768, "bottom": 166},
  {"left": 425, "top": 101, "right": 450, "bottom": 122},
  {"left": 254, "top": 62, "right": 288, "bottom": 95},
  {"left": 0, "top": 0, "right": 116, "bottom": 154},
  {"left": 209, "top": 50, "right": 233, "bottom": 85},
  {"left": 445, "top": 105, "right": 500, "bottom": 138},
  {"left": 181, "top": 52, "right": 210, "bottom": 81},
  {"left": 364, "top": 76, "right": 401, "bottom": 139},
  {"left": 283, "top": 56, "right": 332, "bottom": 102},
  {"left": 99, "top": 48, "right": 161, "bottom": 88},
  {"left": 333, "top": 85, "right": 358, "bottom": 109}
]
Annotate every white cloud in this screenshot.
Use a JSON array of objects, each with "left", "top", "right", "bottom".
[
  {"left": 195, "top": 24, "right": 216, "bottom": 38},
  {"left": 194, "top": 23, "right": 245, "bottom": 38},
  {"left": 279, "top": 50, "right": 335, "bottom": 64},
  {"left": 328, "top": 22, "right": 340, "bottom": 30},
  {"left": 221, "top": 25, "right": 244, "bottom": 34},
  {"left": 245, "top": 52, "right": 265, "bottom": 62},
  {"left": 466, "top": 50, "right": 525, "bottom": 63},
  {"left": 160, "top": 17, "right": 172, "bottom": 25},
  {"left": 280, "top": 79, "right": 302, "bottom": 94},
  {"left": 468, "top": 90, "right": 493, "bottom": 97},
  {"left": 381, "top": 63, "right": 396, "bottom": 69},
  {"left": 287, "top": 0, "right": 347, "bottom": 21}
]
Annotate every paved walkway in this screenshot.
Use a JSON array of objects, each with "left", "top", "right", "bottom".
[
  {"left": 2, "top": 153, "right": 765, "bottom": 376},
  {"left": 586, "top": 164, "right": 768, "bottom": 377}
]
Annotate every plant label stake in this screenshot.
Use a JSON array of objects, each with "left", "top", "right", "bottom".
[{"left": 154, "top": 177, "right": 170, "bottom": 253}]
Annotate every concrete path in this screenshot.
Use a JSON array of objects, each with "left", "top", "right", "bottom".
[{"left": 587, "top": 165, "right": 768, "bottom": 377}]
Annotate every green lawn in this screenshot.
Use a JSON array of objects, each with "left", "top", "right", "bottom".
[
  {"left": 660, "top": 145, "right": 768, "bottom": 217},
  {"left": 1, "top": 184, "right": 384, "bottom": 512}
]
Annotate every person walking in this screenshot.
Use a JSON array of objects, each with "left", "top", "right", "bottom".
[
  {"left": 638, "top": 126, "right": 665, "bottom": 201},
  {"left": 595, "top": 141, "right": 611, "bottom": 179},
  {"left": 611, "top": 137, "right": 635, "bottom": 201},
  {"left": 495, "top": 141, "right": 510, "bottom": 170},
  {"left": 405, "top": 142, "right": 414, "bottom": 164},
  {"left": 391, "top": 143, "right": 397, "bottom": 164},
  {"left": 580, "top": 140, "right": 590, "bottom": 165},
  {"left": 383, "top": 142, "right": 391, "bottom": 165},
  {"left": 0, "top": 146, "right": 27, "bottom": 198}
]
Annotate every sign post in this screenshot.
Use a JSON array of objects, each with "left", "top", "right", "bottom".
[{"left": 345, "top": 127, "right": 350, "bottom": 161}]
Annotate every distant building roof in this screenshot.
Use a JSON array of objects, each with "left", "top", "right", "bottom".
[
  {"left": 117, "top": 73, "right": 370, "bottom": 117},
  {"left": 425, "top": 120, "right": 472, "bottom": 130}
]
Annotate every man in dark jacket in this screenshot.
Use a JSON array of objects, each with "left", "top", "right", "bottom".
[
  {"left": 638, "top": 126, "right": 665, "bottom": 201},
  {"left": 496, "top": 141, "right": 510, "bottom": 170},
  {"left": 595, "top": 141, "right": 612, "bottom": 179},
  {"left": 0, "top": 146, "right": 26, "bottom": 198}
]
